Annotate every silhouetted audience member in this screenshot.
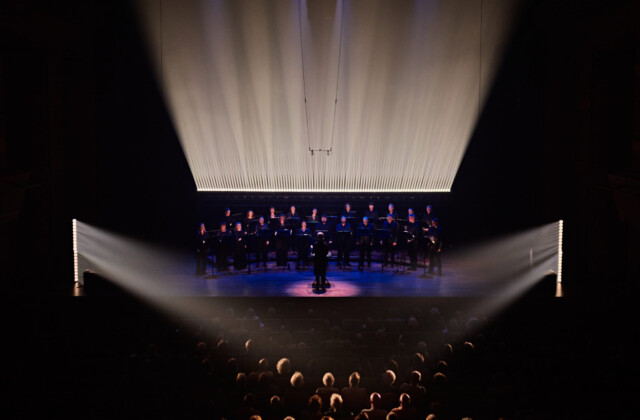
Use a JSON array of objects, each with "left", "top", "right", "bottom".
[
  {"left": 264, "top": 395, "right": 286, "bottom": 420},
  {"left": 379, "top": 369, "right": 399, "bottom": 410},
  {"left": 341, "top": 372, "right": 369, "bottom": 414},
  {"left": 398, "top": 371, "right": 427, "bottom": 412},
  {"left": 236, "top": 393, "right": 261, "bottom": 420},
  {"left": 275, "top": 358, "right": 293, "bottom": 393},
  {"left": 359, "top": 392, "right": 388, "bottom": 420},
  {"left": 325, "top": 393, "right": 351, "bottom": 420},
  {"left": 390, "top": 393, "right": 417, "bottom": 420},
  {"left": 283, "top": 371, "right": 309, "bottom": 417},
  {"left": 316, "top": 372, "right": 340, "bottom": 411},
  {"left": 301, "top": 394, "right": 324, "bottom": 420}
]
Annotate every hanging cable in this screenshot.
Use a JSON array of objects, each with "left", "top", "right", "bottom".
[
  {"left": 328, "top": 0, "right": 345, "bottom": 154},
  {"left": 298, "top": 0, "right": 312, "bottom": 153}
]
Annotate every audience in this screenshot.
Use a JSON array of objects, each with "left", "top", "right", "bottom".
[
  {"left": 316, "top": 372, "right": 340, "bottom": 411},
  {"left": 359, "top": 393, "right": 388, "bottom": 420},
  {"left": 15, "top": 300, "right": 618, "bottom": 420}
]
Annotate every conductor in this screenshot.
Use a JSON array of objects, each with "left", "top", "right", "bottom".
[{"left": 312, "top": 232, "right": 330, "bottom": 292}]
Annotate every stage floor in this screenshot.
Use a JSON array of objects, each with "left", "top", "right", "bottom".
[{"left": 154, "top": 254, "right": 518, "bottom": 297}]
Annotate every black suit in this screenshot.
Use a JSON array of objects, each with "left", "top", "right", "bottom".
[
  {"left": 274, "top": 222, "right": 291, "bottom": 266},
  {"left": 195, "top": 230, "right": 209, "bottom": 275},
  {"left": 382, "top": 220, "right": 399, "bottom": 265},
  {"left": 216, "top": 230, "right": 232, "bottom": 271},
  {"left": 313, "top": 238, "right": 330, "bottom": 288},
  {"left": 356, "top": 223, "right": 374, "bottom": 267},
  {"left": 405, "top": 221, "right": 421, "bottom": 269},
  {"left": 296, "top": 228, "right": 312, "bottom": 268},
  {"left": 232, "top": 230, "right": 247, "bottom": 269},
  {"left": 364, "top": 209, "right": 379, "bottom": 227},
  {"left": 335, "top": 223, "right": 352, "bottom": 265},
  {"left": 426, "top": 225, "right": 443, "bottom": 273},
  {"left": 316, "top": 222, "right": 333, "bottom": 243},
  {"left": 255, "top": 222, "right": 270, "bottom": 266}
]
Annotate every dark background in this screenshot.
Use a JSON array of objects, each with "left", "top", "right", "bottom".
[{"left": 1, "top": 0, "right": 638, "bottom": 297}]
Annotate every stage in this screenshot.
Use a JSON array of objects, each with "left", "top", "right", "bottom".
[
  {"left": 168, "top": 263, "right": 500, "bottom": 297},
  {"left": 78, "top": 249, "right": 550, "bottom": 298}
]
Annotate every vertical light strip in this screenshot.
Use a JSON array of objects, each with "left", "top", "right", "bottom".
[
  {"left": 557, "top": 219, "right": 563, "bottom": 283},
  {"left": 72, "top": 218, "right": 79, "bottom": 284}
]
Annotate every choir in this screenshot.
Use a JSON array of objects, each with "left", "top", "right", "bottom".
[{"left": 196, "top": 203, "right": 443, "bottom": 275}]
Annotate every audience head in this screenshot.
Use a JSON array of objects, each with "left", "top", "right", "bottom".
[
  {"left": 291, "top": 371, "right": 304, "bottom": 389},
  {"left": 243, "top": 393, "right": 256, "bottom": 407},
  {"left": 354, "top": 412, "right": 370, "bottom": 420},
  {"left": 258, "top": 358, "right": 269, "bottom": 371},
  {"left": 369, "top": 202, "right": 375, "bottom": 210},
  {"left": 382, "top": 369, "right": 396, "bottom": 386},
  {"left": 433, "top": 372, "right": 448, "bottom": 386},
  {"left": 323, "top": 372, "right": 336, "bottom": 387},
  {"left": 399, "top": 393, "right": 410, "bottom": 407},
  {"left": 236, "top": 372, "right": 247, "bottom": 388},
  {"left": 409, "top": 370, "right": 421, "bottom": 385},
  {"left": 308, "top": 395, "right": 323, "bottom": 413},
  {"left": 369, "top": 392, "right": 382, "bottom": 408},
  {"left": 330, "top": 393, "right": 343, "bottom": 410},
  {"left": 349, "top": 371, "right": 361, "bottom": 387},
  {"left": 244, "top": 338, "right": 254, "bottom": 352},
  {"left": 276, "top": 358, "right": 291, "bottom": 376}
]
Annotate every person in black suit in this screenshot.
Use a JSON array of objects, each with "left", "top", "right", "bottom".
[
  {"left": 268, "top": 206, "right": 278, "bottom": 228},
  {"left": 335, "top": 216, "right": 352, "bottom": 267},
  {"left": 356, "top": 216, "right": 374, "bottom": 270},
  {"left": 364, "top": 202, "right": 379, "bottom": 226},
  {"left": 422, "top": 204, "right": 435, "bottom": 229},
  {"left": 405, "top": 214, "right": 421, "bottom": 270},
  {"left": 426, "top": 218, "right": 443, "bottom": 274},
  {"left": 274, "top": 214, "right": 290, "bottom": 267},
  {"left": 317, "top": 215, "right": 333, "bottom": 245},
  {"left": 222, "top": 207, "right": 234, "bottom": 230},
  {"left": 296, "top": 220, "right": 312, "bottom": 269},
  {"left": 313, "top": 232, "right": 330, "bottom": 291},
  {"left": 216, "top": 222, "right": 232, "bottom": 272},
  {"left": 195, "top": 223, "right": 209, "bottom": 275},
  {"left": 342, "top": 202, "right": 356, "bottom": 218},
  {"left": 381, "top": 214, "right": 399, "bottom": 267},
  {"left": 255, "top": 216, "right": 270, "bottom": 267},
  {"left": 308, "top": 208, "right": 320, "bottom": 223},
  {"left": 387, "top": 203, "right": 399, "bottom": 221},
  {"left": 244, "top": 209, "right": 257, "bottom": 230},
  {"left": 232, "top": 222, "right": 247, "bottom": 270},
  {"left": 286, "top": 205, "right": 299, "bottom": 219}
]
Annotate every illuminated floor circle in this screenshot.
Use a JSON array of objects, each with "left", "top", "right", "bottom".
[{"left": 285, "top": 280, "right": 362, "bottom": 297}]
